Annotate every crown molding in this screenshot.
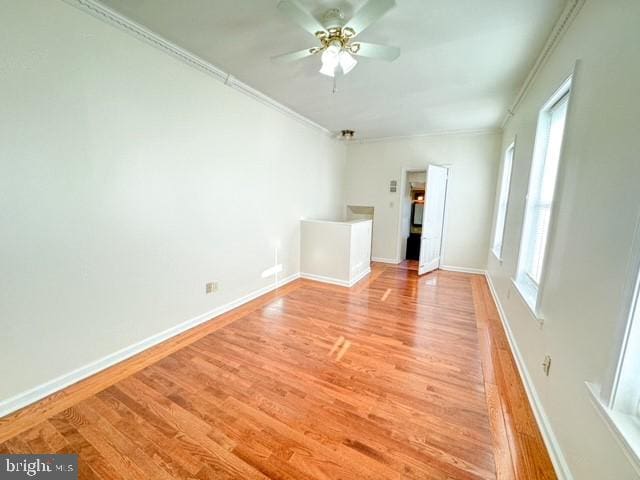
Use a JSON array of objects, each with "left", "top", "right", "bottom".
[
  {"left": 61, "top": 0, "right": 331, "bottom": 136},
  {"left": 352, "top": 127, "right": 503, "bottom": 145},
  {"left": 501, "top": 0, "right": 585, "bottom": 128},
  {"left": 62, "top": 0, "right": 581, "bottom": 142}
]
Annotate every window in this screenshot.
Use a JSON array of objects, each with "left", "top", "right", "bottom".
[
  {"left": 515, "top": 78, "right": 571, "bottom": 313},
  {"left": 614, "top": 274, "right": 640, "bottom": 419},
  {"left": 492, "top": 142, "right": 515, "bottom": 260},
  {"left": 588, "top": 255, "right": 640, "bottom": 469}
]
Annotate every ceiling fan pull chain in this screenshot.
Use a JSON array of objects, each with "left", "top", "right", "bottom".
[{"left": 333, "top": 74, "right": 337, "bottom": 94}]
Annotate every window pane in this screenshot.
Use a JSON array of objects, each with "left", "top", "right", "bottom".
[
  {"left": 492, "top": 144, "right": 514, "bottom": 258},
  {"left": 516, "top": 82, "right": 570, "bottom": 311},
  {"left": 615, "top": 269, "right": 640, "bottom": 418},
  {"left": 528, "top": 203, "right": 551, "bottom": 283},
  {"left": 540, "top": 97, "right": 568, "bottom": 204},
  {"left": 524, "top": 95, "right": 568, "bottom": 283}
]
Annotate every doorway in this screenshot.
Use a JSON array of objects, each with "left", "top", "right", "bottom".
[
  {"left": 401, "top": 171, "right": 426, "bottom": 263},
  {"left": 398, "top": 165, "right": 449, "bottom": 275}
]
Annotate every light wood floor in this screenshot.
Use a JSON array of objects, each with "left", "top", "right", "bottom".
[{"left": 0, "top": 263, "right": 555, "bottom": 479}]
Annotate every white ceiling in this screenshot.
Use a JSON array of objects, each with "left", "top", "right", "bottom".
[{"left": 98, "top": 0, "right": 567, "bottom": 139}]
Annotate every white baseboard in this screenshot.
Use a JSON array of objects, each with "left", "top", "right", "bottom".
[
  {"left": 0, "top": 273, "right": 300, "bottom": 418},
  {"left": 440, "top": 264, "right": 487, "bottom": 275},
  {"left": 301, "top": 268, "right": 371, "bottom": 288},
  {"left": 371, "top": 257, "right": 400, "bottom": 264},
  {"left": 484, "top": 273, "right": 573, "bottom": 480},
  {"left": 349, "top": 267, "right": 372, "bottom": 286},
  {"left": 300, "top": 272, "right": 350, "bottom": 287}
]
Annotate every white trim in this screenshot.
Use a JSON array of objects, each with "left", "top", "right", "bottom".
[
  {"left": 59, "top": 0, "right": 586, "bottom": 142},
  {"left": 514, "top": 72, "right": 574, "bottom": 325},
  {"left": 354, "top": 128, "right": 502, "bottom": 144},
  {"left": 512, "top": 276, "right": 543, "bottom": 323},
  {"left": 61, "top": 0, "right": 330, "bottom": 137},
  {"left": 300, "top": 268, "right": 371, "bottom": 288},
  {"left": 0, "top": 273, "right": 300, "bottom": 418},
  {"left": 301, "top": 219, "right": 370, "bottom": 226},
  {"left": 485, "top": 272, "right": 574, "bottom": 480},
  {"left": 510, "top": 277, "right": 545, "bottom": 328},
  {"left": 502, "top": 0, "right": 585, "bottom": 127},
  {"left": 491, "top": 140, "right": 516, "bottom": 261},
  {"left": 490, "top": 249, "right": 505, "bottom": 267},
  {"left": 601, "top": 206, "right": 640, "bottom": 403},
  {"left": 349, "top": 268, "right": 372, "bottom": 286},
  {"left": 587, "top": 382, "right": 640, "bottom": 475},
  {"left": 371, "top": 257, "right": 400, "bottom": 264},
  {"left": 440, "top": 265, "right": 486, "bottom": 275},
  {"left": 438, "top": 165, "right": 453, "bottom": 271}
]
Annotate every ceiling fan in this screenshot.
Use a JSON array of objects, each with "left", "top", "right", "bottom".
[{"left": 272, "top": 0, "right": 400, "bottom": 77}]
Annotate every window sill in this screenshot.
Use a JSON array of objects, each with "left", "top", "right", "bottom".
[
  {"left": 491, "top": 249, "right": 503, "bottom": 264},
  {"left": 587, "top": 382, "right": 640, "bottom": 473},
  {"left": 511, "top": 277, "right": 544, "bottom": 323}
]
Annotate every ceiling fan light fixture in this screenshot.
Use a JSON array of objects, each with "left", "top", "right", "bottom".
[
  {"left": 338, "top": 50, "right": 357, "bottom": 75},
  {"left": 320, "top": 42, "right": 340, "bottom": 77},
  {"left": 273, "top": 0, "right": 400, "bottom": 80},
  {"left": 319, "top": 62, "right": 336, "bottom": 77},
  {"left": 340, "top": 129, "right": 355, "bottom": 140},
  {"left": 321, "top": 43, "right": 340, "bottom": 62}
]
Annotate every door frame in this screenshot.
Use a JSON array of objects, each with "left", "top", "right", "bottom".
[{"left": 395, "top": 165, "right": 452, "bottom": 265}]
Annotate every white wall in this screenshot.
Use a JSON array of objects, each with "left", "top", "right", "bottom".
[
  {"left": 0, "top": 0, "right": 345, "bottom": 404},
  {"left": 486, "top": 1, "right": 640, "bottom": 478},
  {"left": 300, "top": 220, "right": 352, "bottom": 282},
  {"left": 349, "top": 220, "right": 373, "bottom": 282},
  {"left": 344, "top": 132, "right": 501, "bottom": 268}
]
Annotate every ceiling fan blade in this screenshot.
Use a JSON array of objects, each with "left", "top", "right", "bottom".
[
  {"left": 343, "top": 0, "right": 396, "bottom": 37},
  {"left": 271, "top": 47, "right": 317, "bottom": 63},
  {"left": 352, "top": 42, "right": 400, "bottom": 61},
  {"left": 277, "top": 0, "right": 326, "bottom": 37}
]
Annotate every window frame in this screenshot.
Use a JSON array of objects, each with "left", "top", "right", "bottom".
[
  {"left": 514, "top": 76, "right": 572, "bottom": 318},
  {"left": 491, "top": 141, "right": 516, "bottom": 261},
  {"left": 588, "top": 213, "right": 640, "bottom": 471}
]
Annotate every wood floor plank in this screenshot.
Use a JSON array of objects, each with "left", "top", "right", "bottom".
[
  {"left": 0, "top": 263, "right": 556, "bottom": 479},
  {"left": 471, "top": 275, "right": 556, "bottom": 480},
  {"left": 48, "top": 415, "right": 122, "bottom": 480},
  {"left": 0, "top": 280, "right": 304, "bottom": 444}
]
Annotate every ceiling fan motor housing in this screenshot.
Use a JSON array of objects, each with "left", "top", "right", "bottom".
[{"left": 321, "top": 8, "right": 345, "bottom": 29}]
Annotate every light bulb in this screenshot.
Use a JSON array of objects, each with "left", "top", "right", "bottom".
[
  {"left": 319, "top": 42, "right": 341, "bottom": 77},
  {"left": 319, "top": 63, "right": 336, "bottom": 77},
  {"left": 326, "top": 42, "right": 341, "bottom": 55},
  {"left": 339, "top": 51, "right": 357, "bottom": 75}
]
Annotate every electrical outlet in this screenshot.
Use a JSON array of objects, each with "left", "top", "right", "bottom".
[
  {"left": 205, "top": 282, "right": 218, "bottom": 294},
  {"left": 542, "top": 355, "right": 552, "bottom": 376}
]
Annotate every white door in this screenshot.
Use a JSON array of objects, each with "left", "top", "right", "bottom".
[{"left": 418, "top": 165, "right": 448, "bottom": 275}]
